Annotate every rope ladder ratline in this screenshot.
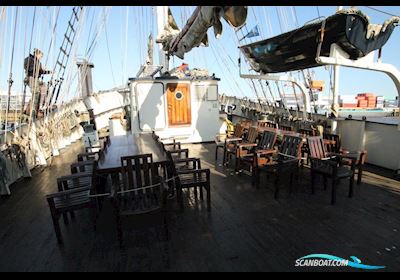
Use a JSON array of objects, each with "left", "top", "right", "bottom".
[{"left": 46, "top": 6, "right": 84, "bottom": 111}]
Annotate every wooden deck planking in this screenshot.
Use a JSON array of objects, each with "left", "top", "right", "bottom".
[{"left": 0, "top": 140, "right": 399, "bottom": 271}]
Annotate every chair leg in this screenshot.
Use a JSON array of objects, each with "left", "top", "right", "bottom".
[
  {"left": 357, "top": 165, "right": 363, "bottom": 185},
  {"left": 215, "top": 146, "right": 218, "bottom": 161},
  {"left": 235, "top": 156, "right": 241, "bottom": 173},
  {"left": 50, "top": 212, "right": 63, "bottom": 244},
  {"left": 223, "top": 147, "right": 227, "bottom": 166},
  {"left": 331, "top": 179, "right": 336, "bottom": 205},
  {"left": 323, "top": 177, "right": 327, "bottom": 190},
  {"left": 62, "top": 213, "right": 69, "bottom": 225},
  {"left": 200, "top": 186, "right": 204, "bottom": 200}
]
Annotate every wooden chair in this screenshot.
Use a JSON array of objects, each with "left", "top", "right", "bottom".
[
  {"left": 77, "top": 150, "right": 104, "bottom": 162},
  {"left": 215, "top": 123, "right": 245, "bottom": 162},
  {"left": 112, "top": 154, "right": 168, "bottom": 248},
  {"left": 240, "top": 120, "right": 252, "bottom": 129},
  {"left": 166, "top": 151, "right": 211, "bottom": 212},
  {"left": 322, "top": 133, "right": 341, "bottom": 153},
  {"left": 278, "top": 124, "right": 293, "bottom": 132},
  {"left": 224, "top": 126, "right": 259, "bottom": 170},
  {"left": 257, "top": 120, "right": 277, "bottom": 129},
  {"left": 71, "top": 160, "right": 97, "bottom": 174},
  {"left": 298, "top": 128, "right": 316, "bottom": 166},
  {"left": 299, "top": 128, "right": 316, "bottom": 137},
  {"left": 323, "top": 132, "right": 367, "bottom": 185},
  {"left": 307, "top": 136, "right": 357, "bottom": 205},
  {"left": 46, "top": 173, "right": 98, "bottom": 244},
  {"left": 237, "top": 130, "right": 278, "bottom": 175},
  {"left": 254, "top": 135, "right": 303, "bottom": 199}
]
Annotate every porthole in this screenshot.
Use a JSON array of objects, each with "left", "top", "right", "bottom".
[{"left": 175, "top": 91, "right": 183, "bottom": 100}]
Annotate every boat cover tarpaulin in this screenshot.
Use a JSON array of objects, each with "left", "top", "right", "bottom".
[
  {"left": 157, "top": 6, "right": 247, "bottom": 59},
  {"left": 240, "top": 9, "right": 400, "bottom": 74}
]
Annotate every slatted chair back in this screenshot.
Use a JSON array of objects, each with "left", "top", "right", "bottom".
[
  {"left": 113, "top": 154, "right": 166, "bottom": 247},
  {"left": 56, "top": 172, "right": 95, "bottom": 193},
  {"left": 120, "top": 154, "right": 155, "bottom": 191},
  {"left": 323, "top": 133, "right": 341, "bottom": 154},
  {"left": 47, "top": 173, "right": 97, "bottom": 244},
  {"left": 71, "top": 160, "right": 97, "bottom": 174},
  {"left": 266, "top": 121, "right": 277, "bottom": 128},
  {"left": 231, "top": 123, "right": 245, "bottom": 138},
  {"left": 240, "top": 120, "right": 252, "bottom": 129},
  {"left": 307, "top": 136, "right": 327, "bottom": 159},
  {"left": 279, "top": 124, "right": 293, "bottom": 132},
  {"left": 78, "top": 152, "right": 98, "bottom": 162},
  {"left": 161, "top": 140, "right": 182, "bottom": 153},
  {"left": 258, "top": 131, "right": 277, "bottom": 150},
  {"left": 279, "top": 135, "right": 303, "bottom": 158},
  {"left": 258, "top": 120, "right": 277, "bottom": 129},
  {"left": 299, "top": 128, "right": 316, "bottom": 137},
  {"left": 245, "top": 127, "right": 259, "bottom": 143}
]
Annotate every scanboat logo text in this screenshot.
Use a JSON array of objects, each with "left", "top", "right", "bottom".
[{"left": 295, "top": 254, "right": 385, "bottom": 270}]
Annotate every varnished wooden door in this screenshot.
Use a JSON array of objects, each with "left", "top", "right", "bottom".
[{"left": 166, "top": 83, "right": 191, "bottom": 126}]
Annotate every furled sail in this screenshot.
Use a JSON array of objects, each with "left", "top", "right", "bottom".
[
  {"left": 240, "top": 8, "right": 400, "bottom": 74},
  {"left": 157, "top": 6, "right": 248, "bottom": 59}
]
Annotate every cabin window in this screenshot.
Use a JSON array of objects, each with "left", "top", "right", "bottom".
[{"left": 175, "top": 91, "right": 183, "bottom": 100}]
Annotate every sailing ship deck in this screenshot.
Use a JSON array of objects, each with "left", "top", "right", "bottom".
[{"left": 1, "top": 140, "right": 400, "bottom": 272}]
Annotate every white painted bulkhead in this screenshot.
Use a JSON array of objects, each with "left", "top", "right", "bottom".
[
  {"left": 130, "top": 78, "right": 220, "bottom": 143},
  {"left": 336, "top": 118, "right": 400, "bottom": 171}
]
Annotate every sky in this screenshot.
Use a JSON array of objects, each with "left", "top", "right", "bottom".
[{"left": 0, "top": 5, "right": 400, "bottom": 105}]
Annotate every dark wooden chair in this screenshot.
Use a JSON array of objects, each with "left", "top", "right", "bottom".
[
  {"left": 215, "top": 123, "right": 245, "bottom": 162},
  {"left": 162, "top": 140, "right": 182, "bottom": 153},
  {"left": 307, "top": 136, "right": 357, "bottom": 205},
  {"left": 71, "top": 160, "right": 97, "bottom": 174},
  {"left": 112, "top": 154, "right": 168, "bottom": 248},
  {"left": 46, "top": 173, "right": 98, "bottom": 244},
  {"left": 278, "top": 124, "right": 293, "bottom": 132},
  {"left": 237, "top": 130, "right": 278, "bottom": 175},
  {"left": 77, "top": 150, "right": 104, "bottom": 162},
  {"left": 322, "top": 132, "right": 341, "bottom": 153},
  {"left": 298, "top": 128, "right": 316, "bottom": 166},
  {"left": 166, "top": 151, "right": 211, "bottom": 212},
  {"left": 254, "top": 135, "right": 303, "bottom": 199},
  {"left": 257, "top": 120, "right": 277, "bottom": 129},
  {"left": 224, "top": 126, "right": 259, "bottom": 170},
  {"left": 323, "top": 132, "right": 367, "bottom": 185}
]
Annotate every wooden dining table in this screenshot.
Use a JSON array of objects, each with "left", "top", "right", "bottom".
[{"left": 97, "top": 133, "right": 167, "bottom": 174}]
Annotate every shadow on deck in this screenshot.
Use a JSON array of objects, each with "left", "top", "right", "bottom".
[{"left": 0, "top": 141, "right": 399, "bottom": 271}]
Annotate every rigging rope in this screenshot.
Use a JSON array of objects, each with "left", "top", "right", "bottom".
[
  {"left": 364, "top": 6, "right": 400, "bottom": 18},
  {"left": 4, "top": 7, "right": 19, "bottom": 144},
  {"left": 105, "top": 23, "right": 116, "bottom": 86}
]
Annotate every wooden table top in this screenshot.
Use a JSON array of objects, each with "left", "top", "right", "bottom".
[{"left": 97, "top": 133, "right": 167, "bottom": 172}]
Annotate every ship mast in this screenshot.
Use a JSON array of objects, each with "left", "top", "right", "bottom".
[
  {"left": 156, "top": 6, "right": 169, "bottom": 73},
  {"left": 331, "top": 5, "right": 344, "bottom": 119}
]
